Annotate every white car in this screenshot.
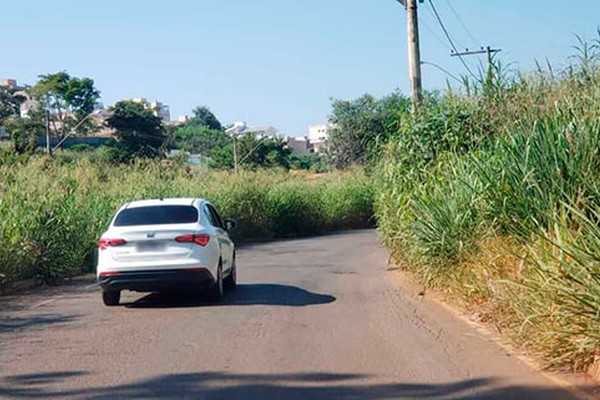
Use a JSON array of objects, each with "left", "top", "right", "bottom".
[{"left": 96, "top": 198, "right": 236, "bottom": 306}]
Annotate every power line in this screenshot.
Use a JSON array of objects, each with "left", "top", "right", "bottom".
[
  {"left": 426, "top": 0, "right": 479, "bottom": 81},
  {"left": 418, "top": 13, "right": 450, "bottom": 50},
  {"left": 421, "top": 60, "right": 462, "bottom": 83},
  {"left": 423, "top": 0, "right": 465, "bottom": 51},
  {"left": 443, "top": 0, "right": 479, "bottom": 46}
]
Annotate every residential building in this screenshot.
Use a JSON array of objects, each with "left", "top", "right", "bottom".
[
  {"left": 1, "top": 79, "right": 38, "bottom": 118},
  {"left": 307, "top": 123, "right": 334, "bottom": 153},
  {"left": 226, "top": 121, "right": 278, "bottom": 138},
  {"left": 286, "top": 136, "right": 310, "bottom": 155},
  {"left": 131, "top": 97, "right": 171, "bottom": 122}
]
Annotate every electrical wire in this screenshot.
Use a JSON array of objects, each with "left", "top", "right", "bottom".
[
  {"left": 443, "top": 0, "right": 479, "bottom": 46},
  {"left": 418, "top": 14, "right": 450, "bottom": 50},
  {"left": 426, "top": 0, "right": 479, "bottom": 81},
  {"left": 421, "top": 61, "right": 463, "bottom": 83},
  {"left": 424, "top": 1, "right": 466, "bottom": 51}
]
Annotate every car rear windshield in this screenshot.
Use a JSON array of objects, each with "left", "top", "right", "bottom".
[{"left": 113, "top": 205, "right": 199, "bottom": 227}]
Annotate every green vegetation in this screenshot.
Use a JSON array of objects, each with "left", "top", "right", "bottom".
[
  {"left": 209, "top": 134, "right": 292, "bottom": 170},
  {"left": 327, "top": 92, "right": 409, "bottom": 169},
  {"left": 106, "top": 100, "right": 166, "bottom": 160},
  {"left": 31, "top": 71, "right": 100, "bottom": 138},
  {"left": 375, "top": 36, "right": 600, "bottom": 370},
  {"left": 0, "top": 157, "right": 373, "bottom": 286},
  {"left": 2, "top": 27, "right": 599, "bottom": 375}
]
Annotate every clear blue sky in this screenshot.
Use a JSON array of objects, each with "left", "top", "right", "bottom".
[{"left": 1, "top": 1, "right": 599, "bottom": 135}]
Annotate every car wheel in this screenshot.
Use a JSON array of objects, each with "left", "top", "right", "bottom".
[
  {"left": 224, "top": 257, "right": 237, "bottom": 290},
  {"left": 102, "top": 290, "right": 120, "bottom": 306},
  {"left": 207, "top": 263, "right": 224, "bottom": 301}
]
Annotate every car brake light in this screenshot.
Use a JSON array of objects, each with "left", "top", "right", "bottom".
[
  {"left": 99, "top": 271, "right": 121, "bottom": 277},
  {"left": 97, "top": 238, "right": 127, "bottom": 250},
  {"left": 175, "top": 234, "right": 210, "bottom": 246}
]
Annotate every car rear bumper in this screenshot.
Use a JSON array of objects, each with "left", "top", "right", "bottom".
[{"left": 98, "top": 268, "right": 215, "bottom": 292}]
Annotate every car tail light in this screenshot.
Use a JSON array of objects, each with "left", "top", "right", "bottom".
[
  {"left": 99, "top": 271, "right": 121, "bottom": 277},
  {"left": 175, "top": 234, "right": 210, "bottom": 247},
  {"left": 97, "top": 238, "right": 127, "bottom": 251}
]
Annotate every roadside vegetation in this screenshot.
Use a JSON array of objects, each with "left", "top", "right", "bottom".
[
  {"left": 0, "top": 157, "right": 373, "bottom": 286},
  {"left": 2, "top": 28, "right": 600, "bottom": 374},
  {"left": 376, "top": 35, "right": 600, "bottom": 371}
]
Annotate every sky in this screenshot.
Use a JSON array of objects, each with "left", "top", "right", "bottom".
[{"left": 1, "top": 1, "right": 599, "bottom": 135}]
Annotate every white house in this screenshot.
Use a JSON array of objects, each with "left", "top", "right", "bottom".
[{"left": 307, "top": 123, "right": 334, "bottom": 153}]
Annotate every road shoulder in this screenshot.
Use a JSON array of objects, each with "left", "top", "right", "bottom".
[{"left": 385, "top": 267, "right": 600, "bottom": 400}]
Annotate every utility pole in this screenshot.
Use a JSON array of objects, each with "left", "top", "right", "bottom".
[
  {"left": 451, "top": 46, "right": 502, "bottom": 68},
  {"left": 45, "top": 109, "right": 52, "bottom": 157},
  {"left": 233, "top": 134, "right": 238, "bottom": 175},
  {"left": 399, "top": 0, "right": 423, "bottom": 108}
]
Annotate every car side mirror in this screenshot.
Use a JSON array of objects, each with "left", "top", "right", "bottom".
[{"left": 224, "top": 218, "right": 237, "bottom": 232}]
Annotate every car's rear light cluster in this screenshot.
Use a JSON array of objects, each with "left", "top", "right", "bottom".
[
  {"left": 97, "top": 238, "right": 127, "bottom": 251},
  {"left": 175, "top": 234, "right": 210, "bottom": 247},
  {"left": 99, "top": 271, "right": 121, "bottom": 277}
]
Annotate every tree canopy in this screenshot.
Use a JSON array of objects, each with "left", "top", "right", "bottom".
[
  {"left": 107, "top": 100, "right": 165, "bottom": 159},
  {"left": 31, "top": 71, "right": 100, "bottom": 138},
  {"left": 171, "top": 124, "right": 230, "bottom": 156},
  {"left": 209, "top": 134, "right": 291, "bottom": 170},
  {"left": 187, "top": 106, "right": 222, "bottom": 130},
  {"left": 327, "top": 92, "right": 410, "bottom": 169},
  {"left": 0, "top": 86, "right": 25, "bottom": 125}
]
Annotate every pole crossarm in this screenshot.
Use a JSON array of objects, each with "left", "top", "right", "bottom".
[
  {"left": 451, "top": 46, "right": 502, "bottom": 66},
  {"left": 451, "top": 47, "right": 502, "bottom": 58}
]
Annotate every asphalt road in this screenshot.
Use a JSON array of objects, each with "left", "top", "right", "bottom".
[{"left": 0, "top": 230, "right": 590, "bottom": 399}]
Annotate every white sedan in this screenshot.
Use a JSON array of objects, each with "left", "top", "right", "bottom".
[{"left": 96, "top": 198, "right": 236, "bottom": 306}]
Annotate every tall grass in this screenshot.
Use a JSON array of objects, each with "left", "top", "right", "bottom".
[
  {"left": 0, "top": 158, "right": 373, "bottom": 285},
  {"left": 376, "top": 33, "right": 600, "bottom": 370}
]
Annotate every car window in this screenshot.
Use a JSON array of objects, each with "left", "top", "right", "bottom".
[
  {"left": 113, "top": 205, "right": 199, "bottom": 227},
  {"left": 203, "top": 206, "right": 218, "bottom": 227},
  {"left": 206, "top": 204, "right": 225, "bottom": 229}
]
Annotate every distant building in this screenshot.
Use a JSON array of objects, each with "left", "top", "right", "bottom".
[
  {"left": 307, "top": 123, "right": 334, "bottom": 153},
  {"left": 131, "top": 97, "right": 170, "bottom": 122},
  {"left": 1, "top": 79, "right": 38, "bottom": 118},
  {"left": 225, "top": 121, "right": 278, "bottom": 138},
  {"left": 1, "top": 79, "right": 22, "bottom": 90},
  {"left": 286, "top": 136, "right": 310, "bottom": 155}
]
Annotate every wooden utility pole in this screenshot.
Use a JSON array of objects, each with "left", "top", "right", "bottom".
[
  {"left": 45, "top": 109, "right": 52, "bottom": 157},
  {"left": 400, "top": 0, "right": 423, "bottom": 108}
]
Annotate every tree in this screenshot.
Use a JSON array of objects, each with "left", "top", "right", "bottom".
[
  {"left": 106, "top": 100, "right": 165, "bottom": 159},
  {"left": 187, "top": 106, "right": 222, "bottom": 130},
  {"left": 31, "top": 71, "right": 100, "bottom": 139},
  {"left": 209, "top": 134, "right": 291, "bottom": 170},
  {"left": 327, "top": 92, "right": 410, "bottom": 168},
  {"left": 0, "top": 86, "right": 25, "bottom": 125},
  {"left": 170, "top": 125, "right": 230, "bottom": 156},
  {"left": 4, "top": 110, "right": 45, "bottom": 154}
]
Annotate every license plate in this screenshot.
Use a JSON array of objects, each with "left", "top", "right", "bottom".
[{"left": 136, "top": 242, "right": 164, "bottom": 252}]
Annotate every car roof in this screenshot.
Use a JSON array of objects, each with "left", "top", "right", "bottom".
[{"left": 125, "top": 198, "right": 206, "bottom": 209}]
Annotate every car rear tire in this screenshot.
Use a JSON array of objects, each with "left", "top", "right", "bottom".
[
  {"left": 224, "top": 257, "right": 237, "bottom": 290},
  {"left": 207, "top": 263, "right": 223, "bottom": 301},
  {"left": 102, "top": 290, "right": 120, "bottom": 306}
]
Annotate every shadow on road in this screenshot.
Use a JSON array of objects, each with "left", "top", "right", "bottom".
[
  {"left": 0, "top": 313, "right": 79, "bottom": 334},
  {"left": 0, "top": 371, "right": 580, "bottom": 399},
  {"left": 125, "top": 284, "right": 336, "bottom": 309}
]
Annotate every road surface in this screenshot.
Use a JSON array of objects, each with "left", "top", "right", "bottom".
[{"left": 0, "top": 230, "right": 591, "bottom": 399}]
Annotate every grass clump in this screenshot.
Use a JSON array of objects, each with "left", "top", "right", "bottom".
[{"left": 0, "top": 160, "right": 373, "bottom": 286}]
